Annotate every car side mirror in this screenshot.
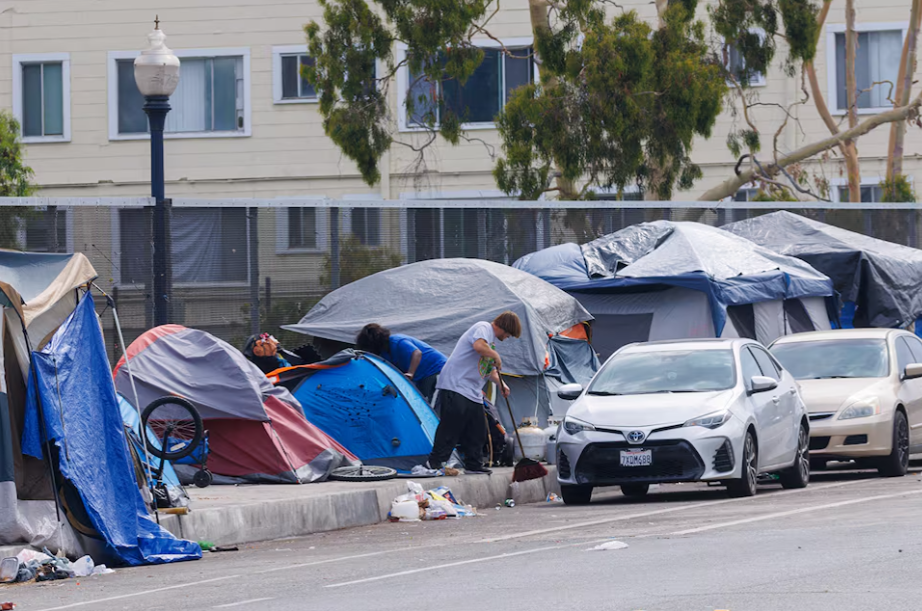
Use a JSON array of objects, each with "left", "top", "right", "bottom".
[
  {"left": 904, "top": 363, "right": 922, "bottom": 380},
  {"left": 557, "top": 383, "right": 583, "bottom": 401},
  {"left": 749, "top": 375, "right": 778, "bottom": 394}
]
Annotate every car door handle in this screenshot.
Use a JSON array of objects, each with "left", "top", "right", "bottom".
[
  {"left": 789, "top": 389, "right": 797, "bottom": 395},
  {"left": 772, "top": 396, "right": 780, "bottom": 404}
]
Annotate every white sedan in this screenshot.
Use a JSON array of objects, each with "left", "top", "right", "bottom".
[{"left": 555, "top": 339, "right": 810, "bottom": 505}]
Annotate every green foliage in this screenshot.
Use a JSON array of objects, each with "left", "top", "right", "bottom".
[
  {"left": 0, "top": 110, "right": 37, "bottom": 249},
  {"left": 234, "top": 297, "right": 320, "bottom": 350},
  {"left": 321, "top": 234, "right": 403, "bottom": 288},
  {"left": 880, "top": 175, "right": 916, "bottom": 203}
]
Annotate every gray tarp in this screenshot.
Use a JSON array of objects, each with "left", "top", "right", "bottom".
[
  {"left": 723, "top": 211, "right": 922, "bottom": 328},
  {"left": 283, "top": 258, "right": 593, "bottom": 376}
]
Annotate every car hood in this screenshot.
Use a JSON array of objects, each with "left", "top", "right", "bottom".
[
  {"left": 795, "top": 378, "right": 892, "bottom": 413},
  {"left": 568, "top": 390, "right": 737, "bottom": 428}
]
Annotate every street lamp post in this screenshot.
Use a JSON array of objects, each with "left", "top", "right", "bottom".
[{"left": 134, "top": 18, "right": 180, "bottom": 327}]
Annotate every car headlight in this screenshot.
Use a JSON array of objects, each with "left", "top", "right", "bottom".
[
  {"left": 563, "top": 416, "right": 596, "bottom": 435},
  {"left": 684, "top": 411, "right": 731, "bottom": 430},
  {"left": 838, "top": 397, "right": 881, "bottom": 420}
]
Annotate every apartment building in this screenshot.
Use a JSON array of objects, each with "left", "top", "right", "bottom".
[{"left": 1, "top": 0, "right": 919, "bottom": 339}]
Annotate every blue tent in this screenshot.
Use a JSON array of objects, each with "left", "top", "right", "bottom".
[
  {"left": 278, "top": 352, "right": 438, "bottom": 471},
  {"left": 514, "top": 221, "right": 836, "bottom": 358},
  {"left": 22, "top": 293, "right": 201, "bottom": 566}
]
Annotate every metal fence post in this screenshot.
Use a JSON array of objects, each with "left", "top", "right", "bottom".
[
  {"left": 330, "top": 207, "right": 340, "bottom": 289},
  {"left": 248, "top": 207, "right": 260, "bottom": 335}
]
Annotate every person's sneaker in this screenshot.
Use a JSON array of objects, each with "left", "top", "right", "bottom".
[{"left": 464, "top": 466, "right": 493, "bottom": 475}]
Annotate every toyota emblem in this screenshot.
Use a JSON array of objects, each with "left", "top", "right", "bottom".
[{"left": 627, "top": 430, "right": 646, "bottom": 444}]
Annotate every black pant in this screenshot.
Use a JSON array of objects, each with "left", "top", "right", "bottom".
[{"left": 428, "top": 390, "right": 486, "bottom": 469}]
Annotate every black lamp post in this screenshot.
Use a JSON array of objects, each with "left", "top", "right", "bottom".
[{"left": 134, "top": 17, "right": 180, "bottom": 327}]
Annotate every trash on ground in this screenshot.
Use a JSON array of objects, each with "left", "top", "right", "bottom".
[
  {"left": 2, "top": 549, "right": 115, "bottom": 585},
  {"left": 546, "top": 493, "right": 561, "bottom": 502},
  {"left": 504, "top": 499, "right": 515, "bottom": 507},
  {"left": 211, "top": 546, "right": 239, "bottom": 553},
  {"left": 588, "top": 541, "right": 629, "bottom": 551},
  {"left": 198, "top": 541, "right": 216, "bottom": 551},
  {"left": 71, "top": 556, "right": 94, "bottom": 578},
  {"left": 1, "top": 602, "right": 15, "bottom": 610},
  {"left": 388, "top": 481, "right": 476, "bottom": 521},
  {"left": 0, "top": 558, "right": 18, "bottom": 584}
]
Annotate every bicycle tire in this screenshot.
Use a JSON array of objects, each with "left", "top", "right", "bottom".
[
  {"left": 328, "top": 465, "right": 398, "bottom": 482},
  {"left": 141, "top": 396, "right": 204, "bottom": 461}
]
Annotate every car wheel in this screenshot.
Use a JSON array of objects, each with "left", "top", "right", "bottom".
[
  {"left": 620, "top": 484, "right": 650, "bottom": 498},
  {"left": 780, "top": 424, "right": 810, "bottom": 489},
  {"left": 727, "top": 431, "right": 758, "bottom": 498},
  {"left": 561, "top": 484, "right": 593, "bottom": 505},
  {"left": 878, "top": 411, "right": 909, "bottom": 477}
]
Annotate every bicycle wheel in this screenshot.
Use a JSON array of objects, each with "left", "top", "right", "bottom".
[
  {"left": 328, "top": 465, "right": 398, "bottom": 482},
  {"left": 141, "top": 396, "right": 203, "bottom": 461}
]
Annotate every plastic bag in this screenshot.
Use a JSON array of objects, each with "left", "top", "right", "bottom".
[
  {"left": 389, "top": 499, "right": 421, "bottom": 522},
  {"left": 72, "top": 556, "right": 95, "bottom": 578}
]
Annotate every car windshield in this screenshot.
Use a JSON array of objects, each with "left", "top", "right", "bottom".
[
  {"left": 587, "top": 349, "right": 736, "bottom": 396},
  {"left": 770, "top": 339, "right": 889, "bottom": 380}
]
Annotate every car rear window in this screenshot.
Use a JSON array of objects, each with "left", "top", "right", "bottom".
[
  {"left": 587, "top": 349, "right": 736, "bottom": 396},
  {"left": 770, "top": 339, "right": 889, "bottom": 380}
]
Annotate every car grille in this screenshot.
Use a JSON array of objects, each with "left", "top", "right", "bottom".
[
  {"left": 810, "top": 436, "right": 830, "bottom": 450},
  {"left": 557, "top": 447, "right": 572, "bottom": 479},
  {"left": 845, "top": 434, "right": 868, "bottom": 445},
  {"left": 574, "top": 440, "right": 705, "bottom": 485},
  {"left": 712, "top": 440, "right": 734, "bottom": 473},
  {"left": 809, "top": 412, "right": 836, "bottom": 422}
]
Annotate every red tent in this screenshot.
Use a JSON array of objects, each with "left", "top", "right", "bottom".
[{"left": 114, "top": 326, "right": 356, "bottom": 484}]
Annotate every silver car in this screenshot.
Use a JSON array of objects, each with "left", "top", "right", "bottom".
[{"left": 555, "top": 339, "right": 810, "bottom": 505}]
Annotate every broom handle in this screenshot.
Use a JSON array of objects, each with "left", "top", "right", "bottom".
[{"left": 501, "top": 382, "right": 526, "bottom": 456}]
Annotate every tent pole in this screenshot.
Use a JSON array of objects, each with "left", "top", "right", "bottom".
[
  {"left": 18, "top": 316, "right": 63, "bottom": 525},
  {"left": 93, "top": 284, "right": 157, "bottom": 511}
]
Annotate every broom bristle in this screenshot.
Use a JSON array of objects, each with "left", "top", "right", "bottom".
[{"left": 512, "top": 458, "right": 548, "bottom": 482}]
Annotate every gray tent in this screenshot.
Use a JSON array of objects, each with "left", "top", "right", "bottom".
[{"left": 283, "top": 258, "right": 598, "bottom": 427}]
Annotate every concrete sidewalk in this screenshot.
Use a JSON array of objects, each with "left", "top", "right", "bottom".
[{"left": 158, "top": 466, "right": 560, "bottom": 546}]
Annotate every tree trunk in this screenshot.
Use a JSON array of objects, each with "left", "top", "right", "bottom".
[
  {"left": 886, "top": 0, "right": 922, "bottom": 180},
  {"left": 527, "top": 0, "right": 578, "bottom": 199},
  {"left": 698, "top": 90, "right": 922, "bottom": 201},
  {"left": 844, "top": 0, "right": 861, "bottom": 202}
]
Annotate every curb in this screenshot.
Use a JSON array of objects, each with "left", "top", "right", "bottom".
[{"left": 158, "top": 466, "right": 560, "bottom": 546}]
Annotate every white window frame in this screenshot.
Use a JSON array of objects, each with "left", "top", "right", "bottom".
[
  {"left": 107, "top": 48, "right": 252, "bottom": 141},
  {"left": 720, "top": 29, "right": 767, "bottom": 88},
  {"left": 111, "top": 205, "right": 251, "bottom": 288},
  {"left": 826, "top": 22, "right": 908, "bottom": 116},
  {"left": 276, "top": 200, "right": 329, "bottom": 254},
  {"left": 12, "top": 53, "right": 72, "bottom": 144},
  {"left": 272, "top": 45, "right": 319, "bottom": 105},
  {"left": 396, "top": 38, "right": 539, "bottom": 132}
]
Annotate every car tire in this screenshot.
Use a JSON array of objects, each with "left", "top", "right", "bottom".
[
  {"left": 727, "top": 431, "right": 758, "bottom": 498},
  {"left": 780, "top": 424, "right": 810, "bottom": 489},
  {"left": 878, "top": 411, "right": 909, "bottom": 478},
  {"left": 561, "top": 484, "right": 593, "bottom": 505},
  {"left": 620, "top": 484, "right": 650, "bottom": 498}
]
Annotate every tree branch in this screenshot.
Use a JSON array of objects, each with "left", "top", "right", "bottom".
[{"left": 699, "top": 90, "right": 922, "bottom": 201}]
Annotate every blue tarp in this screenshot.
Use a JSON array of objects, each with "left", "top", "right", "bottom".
[
  {"left": 514, "top": 221, "right": 834, "bottom": 335},
  {"left": 290, "top": 353, "right": 439, "bottom": 471},
  {"left": 21, "top": 293, "right": 201, "bottom": 566}
]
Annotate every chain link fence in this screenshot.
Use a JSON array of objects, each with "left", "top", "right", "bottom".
[{"left": 2, "top": 198, "right": 920, "bottom": 361}]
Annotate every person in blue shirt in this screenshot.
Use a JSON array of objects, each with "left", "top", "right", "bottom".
[{"left": 355, "top": 324, "right": 447, "bottom": 402}]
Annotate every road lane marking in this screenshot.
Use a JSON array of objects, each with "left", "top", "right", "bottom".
[
  {"left": 480, "top": 479, "right": 864, "bottom": 543},
  {"left": 214, "top": 598, "right": 275, "bottom": 608},
  {"left": 671, "top": 487, "right": 922, "bottom": 535},
  {"left": 33, "top": 576, "right": 238, "bottom": 611}
]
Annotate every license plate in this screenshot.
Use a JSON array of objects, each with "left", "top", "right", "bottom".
[{"left": 620, "top": 450, "right": 652, "bottom": 467}]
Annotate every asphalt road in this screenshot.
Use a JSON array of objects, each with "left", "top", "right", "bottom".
[{"left": 8, "top": 463, "right": 922, "bottom": 611}]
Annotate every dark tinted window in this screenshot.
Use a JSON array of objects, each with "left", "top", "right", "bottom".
[
  {"left": 740, "top": 348, "right": 763, "bottom": 387},
  {"left": 588, "top": 349, "right": 736, "bottom": 396},
  {"left": 750, "top": 346, "right": 781, "bottom": 381}
]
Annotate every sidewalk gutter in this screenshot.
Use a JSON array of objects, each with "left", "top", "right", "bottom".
[{"left": 158, "top": 466, "right": 560, "bottom": 546}]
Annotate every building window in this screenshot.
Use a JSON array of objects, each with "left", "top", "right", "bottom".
[
  {"left": 109, "top": 49, "right": 250, "bottom": 139},
  {"left": 403, "top": 44, "right": 534, "bottom": 128},
  {"left": 722, "top": 31, "right": 767, "bottom": 87},
  {"left": 118, "top": 208, "right": 248, "bottom": 285},
  {"left": 837, "top": 184, "right": 885, "bottom": 203},
  {"left": 346, "top": 208, "right": 382, "bottom": 246},
  {"left": 831, "top": 27, "right": 903, "bottom": 112},
  {"left": 733, "top": 188, "right": 761, "bottom": 202},
  {"left": 22, "top": 208, "right": 69, "bottom": 252},
  {"left": 12, "top": 54, "right": 71, "bottom": 143},
  {"left": 273, "top": 46, "right": 317, "bottom": 103},
  {"left": 288, "top": 208, "right": 318, "bottom": 249}
]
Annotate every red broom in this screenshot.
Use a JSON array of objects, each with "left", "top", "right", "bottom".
[{"left": 500, "top": 389, "right": 548, "bottom": 483}]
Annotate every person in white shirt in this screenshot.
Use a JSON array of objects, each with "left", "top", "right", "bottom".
[{"left": 427, "top": 311, "right": 522, "bottom": 474}]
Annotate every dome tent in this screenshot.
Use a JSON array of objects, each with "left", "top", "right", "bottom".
[
  {"left": 514, "top": 221, "right": 836, "bottom": 359},
  {"left": 114, "top": 326, "right": 356, "bottom": 484},
  {"left": 282, "top": 258, "right": 599, "bottom": 429}
]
